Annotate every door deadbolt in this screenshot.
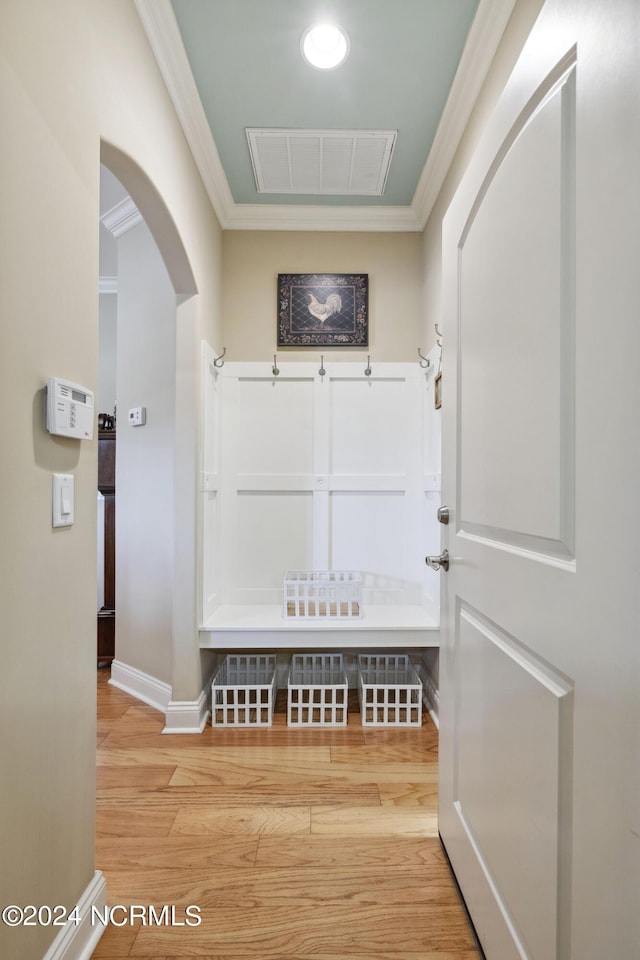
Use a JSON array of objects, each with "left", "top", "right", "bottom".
[{"left": 437, "top": 506, "right": 450, "bottom": 525}]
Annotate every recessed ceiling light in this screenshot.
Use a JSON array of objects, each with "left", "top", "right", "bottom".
[{"left": 300, "top": 23, "right": 350, "bottom": 70}]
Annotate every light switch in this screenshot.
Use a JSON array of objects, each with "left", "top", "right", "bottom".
[{"left": 52, "top": 473, "right": 74, "bottom": 527}]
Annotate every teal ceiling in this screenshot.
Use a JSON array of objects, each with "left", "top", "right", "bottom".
[{"left": 170, "top": 0, "right": 480, "bottom": 207}]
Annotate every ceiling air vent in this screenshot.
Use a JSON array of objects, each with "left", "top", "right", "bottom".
[{"left": 246, "top": 128, "right": 396, "bottom": 196}]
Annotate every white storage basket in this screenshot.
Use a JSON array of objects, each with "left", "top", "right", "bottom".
[
  {"left": 287, "top": 653, "right": 348, "bottom": 727},
  {"left": 283, "top": 570, "right": 362, "bottom": 619},
  {"left": 357, "top": 654, "right": 423, "bottom": 726},
  {"left": 211, "top": 654, "right": 277, "bottom": 727}
]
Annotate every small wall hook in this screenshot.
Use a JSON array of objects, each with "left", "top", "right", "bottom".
[
  {"left": 435, "top": 323, "right": 443, "bottom": 347},
  {"left": 272, "top": 354, "right": 280, "bottom": 377},
  {"left": 417, "top": 347, "right": 430, "bottom": 369},
  {"left": 213, "top": 347, "right": 226, "bottom": 368},
  {"left": 319, "top": 355, "right": 326, "bottom": 378},
  {"left": 364, "top": 355, "right": 372, "bottom": 377}
]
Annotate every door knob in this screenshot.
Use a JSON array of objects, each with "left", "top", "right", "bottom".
[
  {"left": 425, "top": 550, "right": 449, "bottom": 572},
  {"left": 437, "top": 506, "right": 450, "bottom": 525}
]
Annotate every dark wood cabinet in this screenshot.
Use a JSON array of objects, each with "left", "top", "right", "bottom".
[{"left": 98, "top": 430, "right": 116, "bottom": 664}]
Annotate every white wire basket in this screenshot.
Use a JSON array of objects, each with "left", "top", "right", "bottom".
[
  {"left": 211, "top": 654, "right": 277, "bottom": 727},
  {"left": 287, "top": 653, "right": 349, "bottom": 726},
  {"left": 283, "top": 570, "right": 363, "bottom": 620},
  {"left": 357, "top": 654, "right": 423, "bottom": 727}
]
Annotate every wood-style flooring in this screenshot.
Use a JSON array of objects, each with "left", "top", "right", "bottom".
[{"left": 93, "top": 666, "right": 479, "bottom": 959}]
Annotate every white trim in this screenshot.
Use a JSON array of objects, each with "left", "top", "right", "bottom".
[
  {"left": 414, "top": 654, "right": 440, "bottom": 729},
  {"left": 163, "top": 661, "right": 219, "bottom": 734},
  {"left": 411, "top": 0, "right": 518, "bottom": 229},
  {"left": 98, "top": 276, "right": 118, "bottom": 295},
  {"left": 100, "top": 196, "right": 143, "bottom": 237},
  {"left": 41, "top": 871, "right": 107, "bottom": 960},
  {"left": 133, "top": 0, "right": 236, "bottom": 226},
  {"left": 422, "top": 673, "right": 440, "bottom": 730},
  {"left": 134, "top": 0, "right": 516, "bottom": 232},
  {"left": 162, "top": 690, "right": 210, "bottom": 734},
  {"left": 215, "top": 202, "right": 422, "bottom": 233},
  {"left": 109, "top": 659, "right": 171, "bottom": 713}
]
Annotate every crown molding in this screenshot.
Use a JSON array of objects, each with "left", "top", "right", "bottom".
[
  {"left": 411, "top": 0, "right": 518, "bottom": 229},
  {"left": 100, "top": 196, "right": 143, "bottom": 237},
  {"left": 135, "top": 0, "right": 515, "bottom": 233},
  {"left": 133, "top": 0, "right": 236, "bottom": 225},
  {"left": 222, "top": 203, "right": 423, "bottom": 232}
]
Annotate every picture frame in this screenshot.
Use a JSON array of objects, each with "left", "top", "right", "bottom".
[
  {"left": 277, "top": 273, "right": 368, "bottom": 347},
  {"left": 434, "top": 371, "right": 442, "bottom": 409}
]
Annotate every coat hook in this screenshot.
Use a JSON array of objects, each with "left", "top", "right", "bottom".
[
  {"left": 417, "top": 347, "right": 430, "bottom": 369},
  {"left": 213, "top": 347, "right": 226, "bottom": 368},
  {"left": 272, "top": 354, "right": 280, "bottom": 377},
  {"left": 434, "top": 323, "right": 443, "bottom": 348},
  {"left": 319, "top": 355, "right": 326, "bottom": 378},
  {"left": 364, "top": 355, "right": 372, "bottom": 377}
]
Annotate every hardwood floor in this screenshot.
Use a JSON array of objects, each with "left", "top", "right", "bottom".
[{"left": 93, "top": 666, "right": 479, "bottom": 959}]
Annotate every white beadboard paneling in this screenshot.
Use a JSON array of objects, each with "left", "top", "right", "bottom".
[
  {"left": 330, "top": 492, "right": 415, "bottom": 601},
  {"left": 200, "top": 343, "right": 223, "bottom": 623},
  {"left": 329, "top": 377, "right": 410, "bottom": 476},
  {"left": 329, "top": 474, "right": 407, "bottom": 491},
  {"left": 201, "top": 490, "right": 218, "bottom": 622},
  {"left": 230, "top": 491, "right": 314, "bottom": 601},
  {"left": 209, "top": 362, "right": 439, "bottom": 618},
  {"left": 233, "top": 377, "right": 315, "bottom": 476}
]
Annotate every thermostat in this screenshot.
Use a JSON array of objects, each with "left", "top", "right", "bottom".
[
  {"left": 129, "top": 406, "right": 146, "bottom": 426},
  {"left": 46, "top": 377, "right": 94, "bottom": 440}
]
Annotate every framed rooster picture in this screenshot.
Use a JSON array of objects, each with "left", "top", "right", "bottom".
[{"left": 277, "top": 273, "right": 368, "bottom": 347}]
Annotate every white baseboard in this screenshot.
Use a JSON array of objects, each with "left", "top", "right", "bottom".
[
  {"left": 413, "top": 657, "right": 439, "bottom": 730},
  {"left": 41, "top": 871, "right": 107, "bottom": 960},
  {"left": 163, "top": 689, "right": 210, "bottom": 734},
  {"left": 109, "top": 659, "right": 171, "bottom": 714},
  {"left": 422, "top": 674, "right": 440, "bottom": 729}
]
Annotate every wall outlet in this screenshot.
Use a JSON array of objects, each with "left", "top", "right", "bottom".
[{"left": 128, "top": 406, "right": 146, "bottom": 427}]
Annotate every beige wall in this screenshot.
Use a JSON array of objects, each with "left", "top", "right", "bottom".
[
  {"left": 222, "top": 231, "right": 424, "bottom": 362},
  {"left": 421, "top": 0, "right": 546, "bottom": 352},
  {"left": 0, "top": 1, "right": 222, "bottom": 956}
]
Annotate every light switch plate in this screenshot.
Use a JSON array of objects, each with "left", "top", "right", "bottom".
[{"left": 52, "top": 473, "right": 74, "bottom": 527}]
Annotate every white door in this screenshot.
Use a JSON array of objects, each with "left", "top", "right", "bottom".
[{"left": 438, "top": 1, "right": 640, "bottom": 958}]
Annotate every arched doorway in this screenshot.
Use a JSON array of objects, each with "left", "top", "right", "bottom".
[{"left": 99, "top": 142, "right": 204, "bottom": 727}]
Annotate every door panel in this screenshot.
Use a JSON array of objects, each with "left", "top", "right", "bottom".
[
  {"left": 439, "top": 2, "right": 640, "bottom": 958},
  {"left": 453, "top": 604, "right": 573, "bottom": 960},
  {"left": 459, "top": 70, "right": 575, "bottom": 556}
]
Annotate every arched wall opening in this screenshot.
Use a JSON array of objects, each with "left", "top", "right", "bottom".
[
  {"left": 99, "top": 141, "right": 205, "bottom": 723},
  {"left": 100, "top": 141, "right": 198, "bottom": 299}
]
